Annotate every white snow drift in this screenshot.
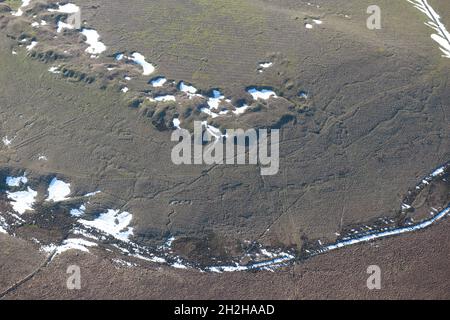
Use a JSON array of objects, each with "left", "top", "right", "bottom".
[
  {"left": 150, "top": 77, "right": 167, "bottom": 87},
  {"left": 81, "top": 29, "right": 107, "bottom": 56},
  {"left": 6, "top": 175, "right": 28, "bottom": 187},
  {"left": 408, "top": 0, "right": 450, "bottom": 58},
  {"left": 130, "top": 52, "right": 155, "bottom": 75},
  {"left": 247, "top": 88, "right": 277, "bottom": 100},
  {"left": 12, "top": 0, "right": 31, "bottom": 17},
  {"left": 7, "top": 187, "right": 38, "bottom": 214},
  {"left": 46, "top": 178, "right": 71, "bottom": 202},
  {"left": 79, "top": 209, "right": 134, "bottom": 242}
]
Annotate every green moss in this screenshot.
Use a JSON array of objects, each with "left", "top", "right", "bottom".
[{"left": 5, "top": 0, "right": 22, "bottom": 10}]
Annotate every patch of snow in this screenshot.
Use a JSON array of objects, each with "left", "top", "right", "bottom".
[
  {"left": 84, "top": 191, "right": 101, "bottom": 197},
  {"left": 232, "top": 104, "right": 250, "bottom": 115},
  {"left": 48, "top": 66, "right": 61, "bottom": 74},
  {"left": 132, "top": 254, "right": 166, "bottom": 264},
  {"left": 72, "top": 228, "right": 100, "bottom": 241},
  {"left": 2, "top": 136, "right": 12, "bottom": 146},
  {"left": 130, "top": 52, "right": 155, "bottom": 75},
  {"left": 402, "top": 203, "right": 411, "bottom": 210},
  {"left": 163, "top": 236, "right": 175, "bottom": 249},
  {"left": 150, "top": 77, "right": 167, "bottom": 87},
  {"left": 247, "top": 87, "right": 277, "bottom": 100},
  {"left": 305, "top": 23, "right": 313, "bottom": 29},
  {"left": 171, "top": 261, "right": 188, "bottom": 269},
  {"left": 6, "top": 175, "right": 28, "bottom": 187},
  {"left": 81, "top": 29, "right": 107, "bottom": 56},
  {"left": 207, "top": 251, "right": 294, "bottom": 273},
  {"left": 48, "top": 3, "right": 80, "bottom": 14},
  {"left": 26, "top": 41, "right": 38, "bottom": 51},
  {"left": 54, "top": 238, "right": 97, "bottom": 255},
  {"left": 208, "top": 264, "right": 250, "bottom": 273},
  {"left": 12, "top": 0, "right": 31, "bottom": 17},
  {"left": 56, "top": 21, "right": 75, "bottom": 33},
  {"left": 431, "top": 166, "right": 445, "bottom": 177},
  {"left": 12, "top": 10, "right": 24, "bottom": 17},
  {"left": 70, "top": 204, "right": 86, "bottom": 218},
  {"left": 173, "top": 118, "right": 181, "bottom": 129},
  {"left": 7, "top": 187, "right": 38, "bottom": 214},
  {"left": 200, "top": 107, "right": 219, "bottom": 118},
  {"left": 46, "top": 178, "right": 71, "bottom": 202},
  {"left": 8, "top": 212, "right": 24, "bottom": 223},
  {"left": 207, "top": 90, "right": 225, "bottom": 110},
  {"left": 40, "top": 243, "right": 57, "bottom": 254},
  {"left": 179, "top": 82, "right": 199, "bottom": 98},
  {"left": 298, "top": 91, "right": 309, "bottom": 99},
  {"left": 318, "top": 206, "right": 450, "bottom": 254},
  {"left": 408, "top": 0, "right": 450, "bottom": 58},
  {"left": 259, "top": 62, "right": 273, "bottom": 69},
  {"left": 431, "top": 33, "right": 450, "bottom": 57},
  {"left": 260, "top": 248, "right": 276, "bottom": 258},
  {"left": 179, "top": 82, "right": 197, "bottom": 93},
  {"left": 42, "top": 238, "right": 97, "bottom": 257},
  {"left": 0, "top": 216, "right": 8, "bottom": 234},
  {"left": 113, "top": 259, "right": 136, "bottom": 268},
  {"left": 152, "top": 95, "right": 176, "bottom": 102},
  {"left": 78, "top": 209, "right": 134, "bottom": 242}
]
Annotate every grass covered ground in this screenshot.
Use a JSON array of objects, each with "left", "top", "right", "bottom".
[{"left": 0, "top": 0, "right": 449, "bottom": 269}]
